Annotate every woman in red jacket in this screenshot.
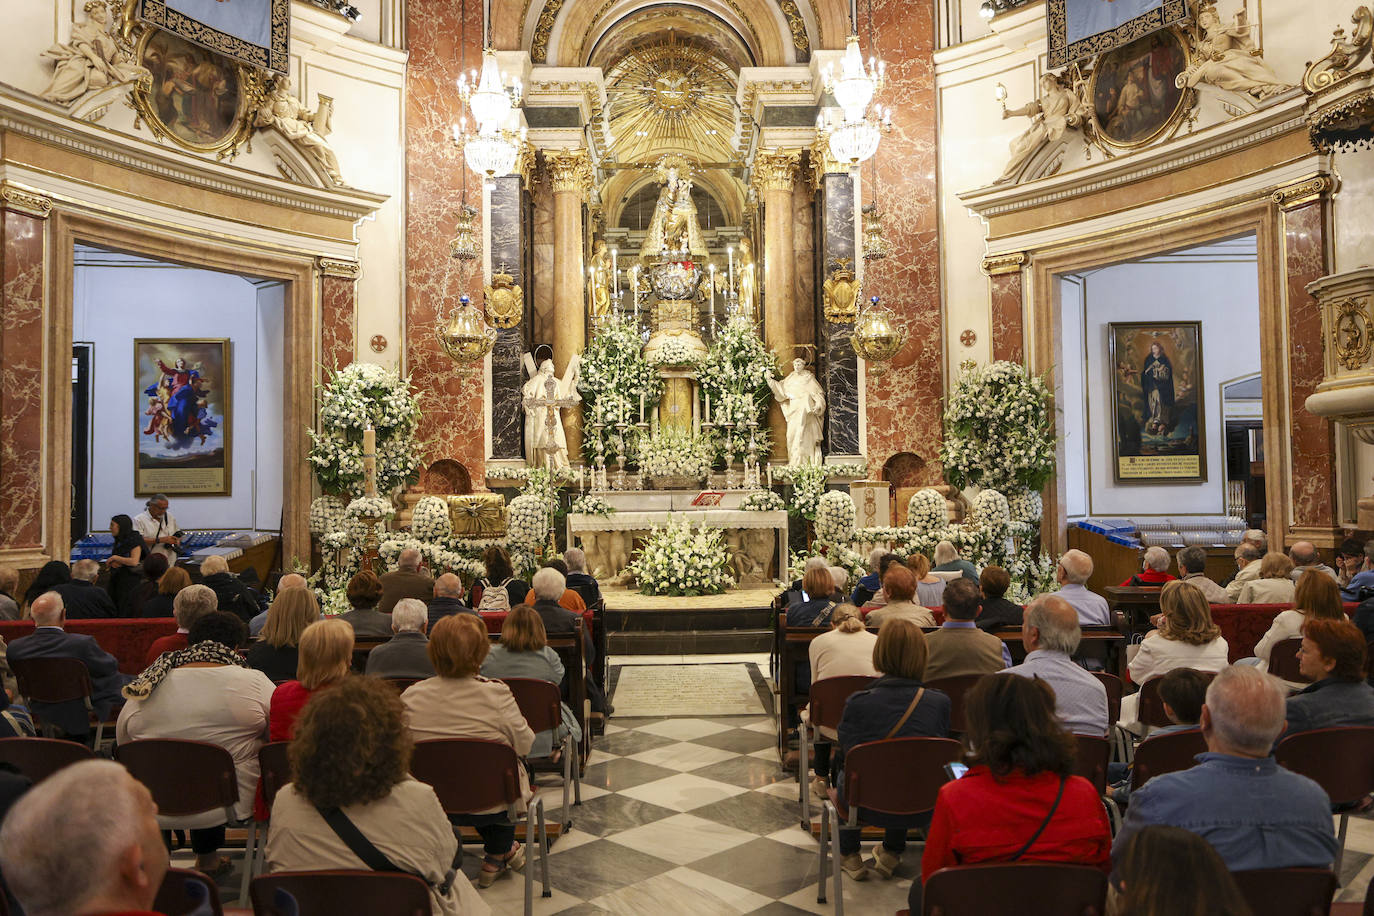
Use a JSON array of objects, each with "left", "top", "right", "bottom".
[{"left": 915, "top": 673, "right": 1111, "bottom": 911}]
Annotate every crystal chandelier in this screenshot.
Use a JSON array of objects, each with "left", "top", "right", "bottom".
[
  {"left": 828, "top": 114, "right": 887, "bottom": 168},
  {"left": 862, "top": 203, "right": 889, "bottom": 260},
  {"left": 450, "top": 204, "right": 480, "bottom": 260},
  {"left": 852, "top": 295, "right": 906, "bottom": 363},
  {"left": 821, "top": 1, "right": 890, "bottom": 169},
  {"left": 454, "top": 0, "right": 524, "bottom": 182},
  {"left": 436, "top": 294, "right": 496, "bottom": 363},
  {"left": 826, "top": 34, "right": 884, "bottom": 121}
]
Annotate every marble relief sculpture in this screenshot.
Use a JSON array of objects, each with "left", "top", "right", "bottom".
[
  {"left": 40, "top": 0, "right": 149, "bottom": 110},
  {"left": 521, "top": 353, "right": 581, "bottom": 470},
  {"left": 768, "top": 358, "right": 826, "bottom": 466},
  {"left": 994, "top": 73, "right": 1090, "bottom": 185},
  {"left": 1176, "top": 3, "right": 1290, "bottom": 99},
  {"left": 254, "top": 78, "right": 345, "bottom": 186}
]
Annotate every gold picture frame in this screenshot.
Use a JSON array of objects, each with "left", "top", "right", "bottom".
[
  {"left": 1087, "top": 27, "right": 1195, "bottom": 150},
  {"left": 128, "top": 27, "right": 267, "bottom": 158},
  {"left": 134, "top": 338, "right": 232, "bottom": 496},
  {"left": 1108, "top": 321, "right": 1206, "bottom": 483}
]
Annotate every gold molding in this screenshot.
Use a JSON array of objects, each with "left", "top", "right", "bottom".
[
  {"left": 544, "top": 148, "right": 593, "bottom": 196},
  {"left": 1272, "top": 174, "right": 1336, "bottom": 210},
  {"left": 1302, "top": 6, "right": 1373, "bottom": 94},
  {"left": 808, "top": 135, "right": 844, "bottom": 190},
  {"left": 981, "top": 252, "right": 1026, "bottom": 275},
  {"left": 317, "top": 257, "right": 360, "bottom": 279},
  {"left": 751, "top": 147, "right": 801, "bottom": 196},
  {"left": 776, "top": 0, "right": 811, "bottom": 57},
  {"left": 1331, "top": 295, "right": 1373, "bottom": 371},
  {"left": 0, "top": 182, "right": 53, "bottom": 219},
  {"left": 530, "top": 0, "right": 565, "bottom": 63}
]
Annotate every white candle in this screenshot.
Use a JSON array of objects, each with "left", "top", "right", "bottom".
[
  {"left": 704, "top": 391, "right": 710, "bottom": 424},
  {"left": 611, "top": 248, "right": 618, "bottom": 295},
  {"left": 728, "top": 246, "right": 734, "bottom": 288},
  {"left": 363, "top": 425, "right": 377, "bottom": 498},
  {"left": 639, "top": 391, "right": 645, "bottom": 423}
]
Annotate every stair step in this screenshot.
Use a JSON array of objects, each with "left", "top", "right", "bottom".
[{"left": 609, "top": 629, "right": 773, "bottom": 655}]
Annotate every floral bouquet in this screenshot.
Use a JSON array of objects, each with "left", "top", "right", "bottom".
[
  {"left": 814, "top": 490, "right": 857, "bottom": 546},
  {"left": 569, "top": 494, "right": 616, "bottom": 517},
  {"left": 777, "top": 463, "right": 829, "bottom": 521},
  {"left": 646, "top": 337, "right": 706, "bottom": 368},
  {"left": 906, "top": 488, "right": 948, "bottom": 535},
  {"left": 578, "top": 315, "right": 662, "bottom": 460},
  {"left": 309, "top": 495, "right": 347, "bottom": 539},
  {"left": 941, "top": 361, "right": 1054, "bottom": 493},
  {"left": 969, "top": 489, "right": 1012, "bottom": 535},
  {"left": 637, "top": 429, "right": 715, "bottom": 481},
  {"left": 380, "top": 537, "right": 486, "bottom": 579},
  {"left": 507, "top": 494, "right": 552, "bottom": 554},
  {"left": 700, "top": 320, "right": 775, "bottom": 458},
  {"left": 629, "top": 518, "right": 734, "bottom": 596},
  {"left": 741, "top": 491, "right": 785, "bottom": 511},
  {"left": 410, "top": 496, "right": 452, "bottom": 541},
  {"left": 308, "top": 362, "right": 422, "bottom": 497}
]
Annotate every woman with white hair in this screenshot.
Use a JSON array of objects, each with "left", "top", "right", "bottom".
[
  {"left": 1119, "top": 546, "right": 1178, "bottom": 587},
  {"left": 931, "top": 540, "right": 978, "bottom": 582}
]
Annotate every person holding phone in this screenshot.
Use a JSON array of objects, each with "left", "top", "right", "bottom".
[{"left": 134, "top": 493, "right": 182, "bottom": 562}]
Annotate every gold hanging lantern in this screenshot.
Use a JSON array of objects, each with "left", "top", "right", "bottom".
[
  {"left": 852, "top": 295, "right": 906, "bottom": 363},
  {"left": 450, "top": 204, "right": 481, "bottom": 261},
  {"left": 862, "top": 204, "right": 890, "bottom": 261},
  {"left": 436, "top": 294, "right": 496, "bottom": 363}
]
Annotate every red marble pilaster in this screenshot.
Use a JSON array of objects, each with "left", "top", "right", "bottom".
[
  {"left": 404, "top": 0, "right": 486, "bottom": 481},
  {"left": 319, "top": 272, "right": 356, "bottom": 372},
  {"left": 863, "top": 0, "right": 941, "bottom": 483},
  {"left": 0, "top": 209, "right": 47, "bottom": 550},
  {"left": 989, "top": 271, "right": 1025, "bottom": 364},
  {"left": 1284, "top": 200, "right": 1338, "bottom": 534}
]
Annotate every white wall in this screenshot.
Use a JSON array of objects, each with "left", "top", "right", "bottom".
[
  {"left": 1058, "top": 242, "right": 1261, "bottom": 518},
  {"left": 73, "top": 248, "right": 284, "bottom": 534}
]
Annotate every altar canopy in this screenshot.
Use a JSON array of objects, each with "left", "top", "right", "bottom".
[{"left": 1047, "top": 0, "right": 1188, "bottom": 66}]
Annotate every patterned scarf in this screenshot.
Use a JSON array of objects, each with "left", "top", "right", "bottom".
[{"left": 122, "top": 641, "right": 248, "bottom": 700}]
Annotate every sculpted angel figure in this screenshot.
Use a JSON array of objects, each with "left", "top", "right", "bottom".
[
  {"left": 522, "top": 352, "right": 581, "bottom": 470},
  {"left": 254, "top": 77, "right": 344, "bottom": 185},
  {"left": 736, "top": 236, "right": 758, "bottom": 320},
  {"left": 40, "top": 0, "right": 149, "bottom": 106},
  {"left": 1176, "top": 3, "right": 1289, "bottom": 99},
  {"left": 993, "top": 73, "right": 1089, "bottom": 185}
]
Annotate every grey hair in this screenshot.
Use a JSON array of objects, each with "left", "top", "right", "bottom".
[
  {"left": 29, "top": 592, "right": 64, "bottom": 627},
  {"left": 1204, "top": 665, "right": 1286, "bottom": 755},
  {"left": 71, "top": 559, "right": 101, "bottom": 582},
  {"left": 1243, "top": 529, "right": 1267, "bottom": 551},
  {"left": 199, "top": 554, "right": 229, "bottom": 576},
  {"left": 397, "top": 548, "right": 422, "bottom": 571},
  {"left": 433, "top": 573, "right": 463, "bottom": 598},
  {"left": 1025, "top": 594, "right": 1082, "bottom": 654},
  {"left": 828, "top": 566, "right": 848, "bottom": 590},
  {"left": 172, "top": 584, "right": 218, "bottom": 629},
  {"left": 1058, "top": 549, "right": 1094, "bottom": 584},
  {"left": 1143, "top": 546, "right": 1171, "bottom": 573},
  {"left": 933, "top": 541, "right": 958, "bottom": 565},
  {"left": 1177, "top": 545, "right": 1208, "bottom": 574},
  {"left": 868, "top": 547, "right": 886, "bottom": 570},
  {"left": 0, "top": 759, "right": 149, "bottom": 916},
  {"left": 1236, "top": 543, "right": 1262, "bottom": 562},
  {"left": 146, "top": 493, "right": 170, "bottom": 507},
  {"left": 391, "top": 598, "right": 427, "bottom": 632},
  {"left": 563, "top": 548, "right": 588, "bottom": 573},
  {"left": 531, "top": 566, "right": 566, "bottom": 600},
  {"left": 804, "top": 556, "right": 829, "bottom": 574}
]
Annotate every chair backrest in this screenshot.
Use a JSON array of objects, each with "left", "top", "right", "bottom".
[
  {"left": 350, "top": 638, "right": 389, "bottom": 673},
  {"left": 924, "top": 675, "right": 986, "bottom": 733},
  {"left": 1072, "top": 735, "right": 1111, "bottom": 796},
  {"left": 10, "top": 657, "right": 94, "bottom": 705},
  {"left": 808, "top": 676, "right": 877, "bottom": 731},
  {"left": 1231, "top": 867, "right": 1337, "bottom": 916},
  {"left": 258, "top": 740, "right": 292, "bottom": 812},
  {"left": 842, "top": 736, "right": 962, "bottom": 816},
  {"left": 1275, "top": 726, "right": 1374, "bottom": 805},
  {"left": 1090, "top": 672, "right": 1123, "bottom": 725},
  {"left": 115, "top": 738, "right": 239, "bottom": 818},
  {"left": 1268, "top": 637, "right": 1309, "bottom": 684},
  {"left": 410, "top": 738, "right": 522, "bottom": 815},
  {"left": 1129, "top": 729, "right": 1207, "bottom": 790},
  {"left": 0, "top": 737, "right": 94, "bottom": 782},
  {"left": 1136, "top": 669, "right": 1216, "bottom": 728},
  {"left": 500, "top": 677, "right": 563, "bottom": 733},
  {"left": 383, "top": 677, "right": 423, "bottom": 694},
  {"left": 154, "top": 866, "right": 225, "bottom": 916},
  {"left": 924, "top": 862, "right": 1108, "bottom": 916},
  {"left": 250, "top": 870, "right": 432, "bottom": 916}
]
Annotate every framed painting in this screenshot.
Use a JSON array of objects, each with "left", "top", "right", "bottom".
[
  {"left": 129, "top": 28, "right": 259, "bottom": 155},
  {"left": 1109, "top": 322, "right": 1206, "bottom": 482},
  {"left": 135, "top": 339, "right": 231, "bottom": 496},
  {"left": 1088, "top": 28, "right": 1193, "bottom": 149}
]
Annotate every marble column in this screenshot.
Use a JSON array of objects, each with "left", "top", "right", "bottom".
[
  {"left": 545, "top": 148, "right": 593, "bottom": 464},
  {"left": 753, "top": 148, "right": 801, "bottom": 462},
  {"left": 983, "top": 253, "right": 1026, "bottom": 365},
  {"left": 0, "top": 184, "right": 51, "bottom": 552},
  {"left": 317, "top": 258, "right": 359, "bottom": 371},
  {"left": 813, "top": 150, "right": 860, "bottom": 457},
  {"left": 488, "top": 160, "right": 534, "bottom": 461}
]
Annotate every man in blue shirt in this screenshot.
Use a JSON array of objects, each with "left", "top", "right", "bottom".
[
  {"left": 1341, "top": 541, "right": 1374, "bottom": 602},
  {"left": 1113, "top": 665, "right": 1337, "bottom": 871}
]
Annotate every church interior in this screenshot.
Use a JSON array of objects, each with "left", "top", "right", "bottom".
[{"left": 3, "top": 0, "right": 1374, "bottom": 910}]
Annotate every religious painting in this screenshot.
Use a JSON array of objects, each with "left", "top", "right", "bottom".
[
  {"left": 1088, "top": 28, "right": 1192, "bottom": 149},
  {"left": 134, "top": 339, "right": 231, "bottom": 496},
  {"left": 1109, "top": 322, "right": 1205, "bottom": 482},
  {"left": 129, "top": 28, "right": 256, "bottom": 155}
]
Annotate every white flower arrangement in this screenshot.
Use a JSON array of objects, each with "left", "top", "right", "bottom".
[
  {"left": 346, "top": 496, "right": 396, "bottom": 520},
  {"left": 907, "top": 488, "right": 948, "bottom": 535},
  {"left": 410, "top": 496, "right": 453, "bottom": 541},
  {"left": 379, "top": 537, "right": 486, "bottom": 578},
  {"left": 507, "top": 494, "right": 552, "bottom": 554},
  {"left": 741, "top": 491, "right": 785, "bottom": 511},
  {"left": 646, "top": 337, "right": 705, "bottom": 368},
  {"left": 309, "top": 495, "right": 347, "bottom": 538},
  {"left": 569, "top": 494, "right": 615, "bottom": 517},
  {"left": 578, "top": 315, "right": 662, "bottom": 460},
  {"left": 969, "top": 489, "right": 1012, "bottom": 535},
  {"left": 628, "top": 518, "right": 734, "bottom": 596},
  {"left": 1006, "top": 489, "right": 1044, "bottom": 525},
  {"left": 772, "top": 461, "right": 870, "bottom": 481},
  {"left": 814, "top": 491, "right": 856, "bottom": 546},
  {"left": 941, "top": 361, "right": 1054, "bottom": 493},
  {"left": 699, "top": 322, "right": 775, "bottom": 458},
  {"left": 308, "top": 363, "right": 422, "bottom": 497},
  {"left": 637, "top": 429, "right": 715, "bottom": 478},
  {"left": 780, "top": 463, "right": 829, "bottom": 521},
  {"left": 316, "top": 587, "right": 352, "bottom": 617}
]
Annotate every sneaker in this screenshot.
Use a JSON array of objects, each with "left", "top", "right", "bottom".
[
  {"left": 871, "top": 845, "right": 901, "bottom": 879},
  {"left": 840, "top": 852, "right": 869, "bottom": 881},
  {"left": 809, "top": 775, "right": 828, "bottom": 797}
]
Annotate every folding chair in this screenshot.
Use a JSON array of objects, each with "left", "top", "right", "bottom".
[
  {"left": 1232, "top": 867, "right": 1338, "bottom": 916},
  {"left": 923, "top": 862, "right": 1108, "bottom": 915},
  {"left": 0, "top": 736, "right": 94, "bottom": 782},
  {"left": 818, "top": 736, "right": 961, "bottom": 915},
  {"left": 799, "top": 675, "right": 875, "bottom": 824},
  {"left": 155, "top": 866, "right": 226, "bottom": 916},
  {"left": 237, "top": 741, "right": 292, "bottom": 904},
  {"left": 1072, "top": 734, "right": 1120, "bottom": 833},
  {"left": 10, "top": 657, "right": 119, "bottom": 749},
  {"left": 250, "top": 870, "right": 432, "bottom": 916},
  {"left": 410, "top": 738, "right": 551, "bottom": 915},
  {"left": 1128, "top": 729, "right": 1207, "bottom": 791},
  {"left": 500, "top": 677, "right": 582, "bottom": 824},
  {"left": 1275, "top": 726, "right": 1374, "bottom": 877},
  {"left": 923, "top": 675, "right": 985, "bottom": 734}
]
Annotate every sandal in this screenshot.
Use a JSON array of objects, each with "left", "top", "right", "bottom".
[
  {"left": 198, "top": 857, "right": 233, "bottom": 879},
  {"left": 477, "top": 844, "right": 525, "bottom": 888}
]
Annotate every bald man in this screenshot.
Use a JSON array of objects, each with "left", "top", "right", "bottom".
[
  {"left": 426, "top": 573, "right": 476, "bottom": 630},
  {"left": 1002, "top": 594, "right": 1109, "bottom": 736}
]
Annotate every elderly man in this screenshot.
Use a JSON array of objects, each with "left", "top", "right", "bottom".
[
  {"left": 924, "top": 578, "right": 1011, "bottom": 680},
  {"left": 1290, "top": 540, "right": 1339, "bottom": 583},
  {"left": 524, "top": 559, "right": 587, "bottom": 612},
  {"left": 248, "top": 573, "right": 307, "bottom": 637},
  {"left": 1003, "top": 595, "right": 1109, "bottom": 736},
  {"left": 144, "top": 583, "right": 218, "bottom": 667},
  {"left": 1224, "top": 543, "right": 1263, "bottom": 601},
  {"left": 55, "top": 559, "right": 117, "bottom": 620},
  {"left": 932, "top": 540, "right": 978, "bottom": 582},
  {"left": 1112, "top": 665, "right": 1337, "bottom": 871},
  {"left": 850, "top": 549, "right": 889, "bottom": 607},
  {"left": 531, "top": 566, "right": 594, "bottom": 665},
  {"left": 1054, "top": 549, "right": 1112, "bottom": 627},
  {"left": 133, "top": 493, "right": 181, "bottom": 562},
  {"left": 378, "top": 547, "right": 435, "bottom": 614},
  {"left": 1176, "top": 545, "right": 1228, "bottom": 604},
  {"left": 427, "top": 573, "right": 475, "bottom": 630},
  {"left": 0, "top": 759, "right": 169, "bottom": 916},
  {"left": 1120, "top": 545, "right": 1176, "bottom": 587},
  {"left": 865, "top": 565, "right": 936, "bottom": 627},
  {"left": 198, "top": 554, "right": 262, "bottom": 623},
  {"left": 9, "top": 593, "right": 131, "bottom": 737},
  {"left": 1243, "top": 529, "right": 1268, "bottom": 554},
  {"left": 564, "top": 548, "right": 602, "bottom": 608},
  {"left": 365, "top": 599, "right": 437, "bottom": 679}
]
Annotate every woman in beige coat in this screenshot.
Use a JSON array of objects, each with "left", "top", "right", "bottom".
[
  {"left": 1236, "top": 552, "right": 1298, "bottom": 605},
  {"left": 403, "top": 613, "right": 534, "bottom": 888}
]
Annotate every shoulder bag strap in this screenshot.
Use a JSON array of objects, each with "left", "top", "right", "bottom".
[
  {"left": 884, "top": 687, "right": 926, "bottom": 739},
  {"left": 810, "top": 600, "right": 837, "bottom": 627},
  {"left": 317, "top": 806, "right": 459, "bottom": 896},
  {"left": 1008, "top": 775, "right": 1067, "bottom": 862}
]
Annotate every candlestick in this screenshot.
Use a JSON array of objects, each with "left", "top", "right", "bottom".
[
  {"left": 611, "top": 248, "right": 618, "bottom": 296},
  {"left": 363, "top": 425, "right": 377, "bottom": 498},
  {"left": 639, "top": 391, "right": 645, "bottom": 423},
  {"left": 728, "top": 246, "right": 734, "bottom": 288}
]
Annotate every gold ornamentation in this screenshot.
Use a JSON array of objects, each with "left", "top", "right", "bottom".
[
  {"left": 317, "top": 257, "right": 360, "bottom": 278},
  {"left": 1084, "top": 29, "right": 1196, "bottom": 153},
  {"left": 484, "top": 266, "right": 525, "bottom": 329},
  {"left": 369, "top": 335, "right": 387, "bottom": 353},
  {"left": 1272, "top": 175, "right": 1335, "bottom": 209},
  {"left": 1303, "top": 7, "right": 1373, "bottom": 94},
  {"left": 751, "top": 148, "right": 801, "bottom": 196},
  {"left": 776, "top": 0, "right": 811, "bottom": 57},
  {"left": 530, "top": 0, "right": 565, "bottom": 63},
  {"left": 1331, "top": 296, "right": 1373, "bottom": 370},
  {"left": 808, "top": 135, "right": 845, "bottom": 189},
  {"left": 981, "top": 252, "right": 1026, "bottom": 275},
  {"left": 1047, "top": 0, "right": 1188, "bottom": 68},
  {"left": 1307, "top": 87, "right": 1374, "bottom": 152},
  {"left": 138, "top": 0, "right": 289, "bottom": 73},
  {"left": 513, "top": 140, "right": 537, "bottom": 189},
  {"left": 0, "top": 183, "right": 53, "bottom": 219},
  {"left": 544, "top": 148, "right": 593, "bottom": 196},
  {"left": 823, "top": 258, "right": 858, "bottom": 324},
  {"left": 447, "top": 493, "right": 508, "bottom": 537}
]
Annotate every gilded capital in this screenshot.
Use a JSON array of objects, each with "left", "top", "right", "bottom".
[
  {"left": 1272, "top": 174, "right": 1336, "bottom": 210},
  {"left": 317, "top": 257, "right": 361, "bottom": 279},
  {"left": 0, "top": 182, "right": 53, "bottom": 219},
  {"left": 545, "top": 148, "right": 594, "bottom": 196},
  {"left": 751, "top": 148, "right": 801, "bottom": 196},
  {"left": 513, "top": 140, "right": 536, "bottom": 189},
  {"left": 808, "top": 136, "right": 846, "bottom": 191},
  {"left": 981, "top": 252, "right": 1027, "bottom": 276}
]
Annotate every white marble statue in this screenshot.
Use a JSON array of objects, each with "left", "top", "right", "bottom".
[
  {"left": 254, "top": 78, "right": 344, "bottom": 186},
  {"left": 768, "top": 357, "right": 826, "bottom": 466},
  {"left": 1176, "top": 4, "right": 1289, "bottom": 99},
  {"left": 40, "top": 0, "right": 149, "bottom": 107},
  {"left": 522, "top": 353, "right": 581, "bottom": 470},
  {"left": 994, "top": 73, "right": 1089, "bottom": 185}
]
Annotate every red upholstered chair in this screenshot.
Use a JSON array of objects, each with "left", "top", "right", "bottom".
[
  {"left": 410, "top": 738, "right": 550, "bottom": 915},
  {"left": 0, "top": 736, "right": 94, "bottom": 782},
  {"left": 799, "top": 675, "right": 876, "bottom": 824},
  {"left": 818, "top": 737, "right": 961, "bottom": 914},
  {"left": 922, "top": 863, "right": 1108, "bottom": 915},
  {"left": 10, "top": 656, "right": 119, "bottom": 748},
  {"left": 1267, "top": 637, "right": 1309, "bottom": 686},
  {"left": 1275, "top": 726, "right": 1374, "bottom": 876},
  {"left": 1128, "top": 729, "right": 1207, "bottom": 791},
  {"left": 500, "top": 676, "right": 581, "bottom": 822},
  {"left": 923, "top": 675, "right": 986, "bottom": 734},
  {"left": 1231, "top": 867, "right": 1337, "bottom": 916},
  {"left": 155, "top": 866, "right": 225, "bottom": 916},
  {"left": 250, "top": 870, "right": 432, "bottom": 916}
]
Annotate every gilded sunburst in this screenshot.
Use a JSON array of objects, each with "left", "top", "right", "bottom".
[{"left": 605, "top": 38, "right": 739, "bottom": 166}]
